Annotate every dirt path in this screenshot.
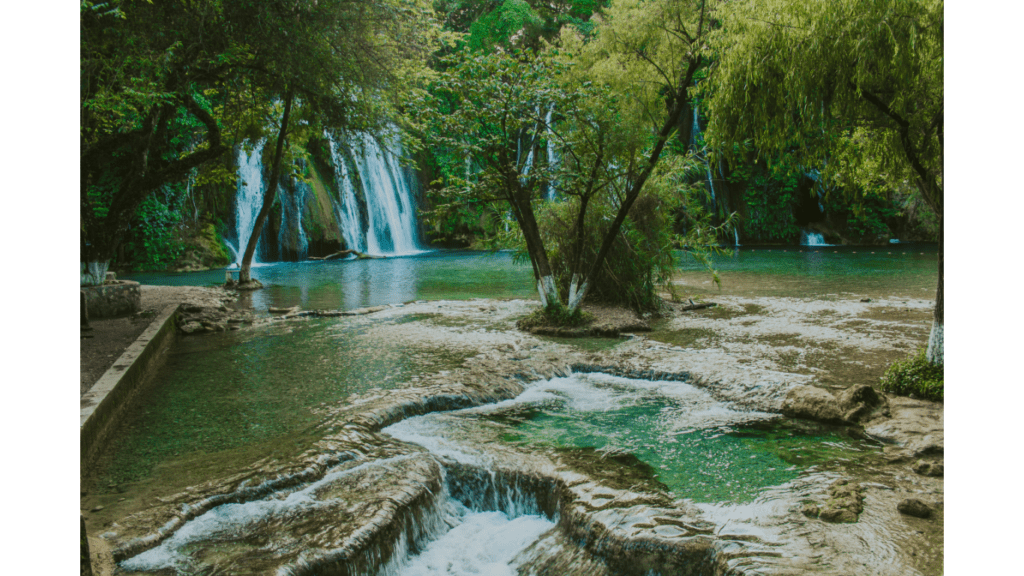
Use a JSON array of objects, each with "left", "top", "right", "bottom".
[{"left": 79, "top": 286, "right": 237, "bottom": 396}]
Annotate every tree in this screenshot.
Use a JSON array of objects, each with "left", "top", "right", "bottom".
[
  {"left": 417, "top": 51, "right": 574, "bottom": 308},
  {"left": 81, "top": 0, "right": 238, "bottom": 282},
  {"left": 229, "top": 0, "right": 442, "bottom": 284},
  {"left": 552, "top": 0, "right": 717, "bottom": 311},
  {"left": 80, "top": 0, "right": 442, "bottom": 284},
  {"left": 701, "top": 0, "right": 944, "bottom": 363},
  {"left": 419, "top": 0, "right": 722, "bottom": 314}
]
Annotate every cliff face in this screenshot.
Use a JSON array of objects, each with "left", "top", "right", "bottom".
[{"left": 266, "top": 162, "right": 347, "bottom": 262}]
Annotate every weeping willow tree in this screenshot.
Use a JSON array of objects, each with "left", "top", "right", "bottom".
[{"left": 702, "top": 0, "right": 944, "bottom": 364}]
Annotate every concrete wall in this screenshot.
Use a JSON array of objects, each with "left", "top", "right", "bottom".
[
  {"left": 80, "top": 303, "right": 179, "bottom": 479},
  {"left": 81, "top": 281, "right": 142, "bottom": 319}
]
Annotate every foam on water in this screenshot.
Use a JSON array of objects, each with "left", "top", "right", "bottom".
[
  {"left": 391, "top": 503, "right": 553, "bottom": 576},
  {"left": 477, "top": 372, "right": 773, "bottom": 430},
  {"left": 121, "top": 455, "right": 418, "bottom": 573}
]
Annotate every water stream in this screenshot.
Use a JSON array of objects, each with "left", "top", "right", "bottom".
[{"left": 101, "top": 248, "right": 939, "bottom": 575}]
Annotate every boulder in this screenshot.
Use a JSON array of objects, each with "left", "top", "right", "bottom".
[
  {"left": 897, "top": 498, "right": 932, "bottom": 518},
  {"left": 800, "top": 503, "right": 820, "bottom": 518},
  {"left": 912, "top": 460, "right": 944, "bottom": 477},
  {"left": 819, "top": 479, "right": 865, "bottom": 523},
  {"left": 819, "top": 507, "right": 859, "bottom": 523},
  {"left": 838, "top": 383, "right": 882, "bottom": 407},
  {"left": 781, "top": 386, "right": 845, "bottom": 423},
  {"left": 838, "top": 384, "right": 889, "bottom": 423}
]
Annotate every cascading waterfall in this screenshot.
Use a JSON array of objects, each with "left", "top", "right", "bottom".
[
  {"left": 693, "top": 106, "right": 717, "bottom": 210},
  {"left": 232, "top": 139, "right": 267, "bottom": 266},
  {"left": 231, "top": 131, "right": 424, "bottom": 262},
  {"left": 279, "top": 176, "right": 310, "bottom": 260},
  {"left": 326, "top": 135, "right": 366, "bottom": 253},
  {"left": 800, "top": 230, "right": 829, "bottom": 246},
  {"left": 325, "top": 130, "right": 425, "bottom": 256},
  {"left": 544, "top": 105, "right": 558, "bottom": 200},
  {"left": 349, "top": 132, "right": 424, "bottom": 256}
]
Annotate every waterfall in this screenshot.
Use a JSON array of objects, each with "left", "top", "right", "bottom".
[
  {"left": 544, "top": 105, "right": 558, "bottom": 200},
  {"left": 278, "top": 176, "right": 310, "bottom": 260},
  {"left": 232, "top": 139, "right": 267, "bottom": 266},
  {"left": 349, "top": 132, "right": 424, "bottom": 256},
  {"left": 231, "top": 131, "right": 424, "bottom": 262},
  {"left": 693, "top": 107, "right": 717, "bottom": 211},
  {"left": 800, "top": 230, "right": 830, "bottom": 246},
  {"left": 327, "top": 136, "right": 368, "bottom": 253}
]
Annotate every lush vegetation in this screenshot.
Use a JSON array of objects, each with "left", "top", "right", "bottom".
[
  {"left": 700, "top": 0, "right": 943, "bottom": 363},
  {"left": 82, "top": 0, "right": 942, "bottom": 330},
  {"left": 879, "top": 350, "right": 944, "bottom": 402},
  {"left": 81, "top": 0, "right": 441, "bottom": 279}
]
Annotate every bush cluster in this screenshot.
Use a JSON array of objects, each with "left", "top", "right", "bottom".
[
  {"left": 537, "top": 191, "right": 679, "bottom": 313},
  {"left": 516, "top": 306, "right": 594, "bottom": 330},
  {"left": 878, "top": 350, "right": 943, "bottom": 401}
]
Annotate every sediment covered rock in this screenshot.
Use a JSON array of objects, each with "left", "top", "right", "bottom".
[
  {"left": 781, "top": 385, "right": 845, "bottom": 423},
  {"left": 897, "top": 498, "right": 932, "bottom": 518}
]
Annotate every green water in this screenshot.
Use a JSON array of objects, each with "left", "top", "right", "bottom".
[
  {"left": 123, "top": 250, "right": 536, "bottom": 312},
  {"left": 88, "top": 316, "right": 470, "bottom": 490},
  {"left": 100, "top": 247, "right": 918, "bottom": 494},
  {"left": 498, "top": 375, "right": 879, "bottom": 503},
  {"left": 676, "top": 244, "right": 938, "bottom": 298}
]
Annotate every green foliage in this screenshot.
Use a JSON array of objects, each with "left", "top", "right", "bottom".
[
  {"left": 81, "top": 0, "right": 444, "bottom": 265},
  {"left": 466, "top": 0, "right": 543, "bottom": 52},
  {"left": 124, "top": 193, "right": 187, "bottom": 271},
  {"left": 728, "top": 162, "right": 801, "bottom": 242},
  {"left": 879, "top": 349, "right": 943, "bottom": 402},
  {"left": 703, "top": 0, "right": 943, "bottom": 214},
  {"left": 517, "top": 305, "right": 594, "bottom": 329},
  {"left": 823, "top": 192, "right": 896, "bottom": 241}
]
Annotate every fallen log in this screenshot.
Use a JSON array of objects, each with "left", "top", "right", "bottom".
[
  {"left": 679, "top": 300, "right": 717, "bottom": 311},
  {"left": 307, "top": 249, "right": 378, "bottom": 261}
]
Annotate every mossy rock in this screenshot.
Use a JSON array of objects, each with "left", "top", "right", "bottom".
[{"left": 176, "top": 223, "right": 231, "bottom": 271}]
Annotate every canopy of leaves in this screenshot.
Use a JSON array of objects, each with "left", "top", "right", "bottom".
[
  {"left": 80, "top": 0, "right": 443, "bottom": 260},
  {"left": 702, "top": 0, "right": 943, "bottom": 212}
]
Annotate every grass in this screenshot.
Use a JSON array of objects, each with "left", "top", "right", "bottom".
[
  {"left": 516, "top": 306, "right": 594, "bottom": 330},
  {"left": 878, "top": 349, "right": 943, "bottom": 401}
]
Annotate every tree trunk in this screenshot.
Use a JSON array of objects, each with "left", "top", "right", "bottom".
[
  {"left": 925, "top": 213, "right": 943, "bottom": 365},
  {"left": 506, "top": 177, "right": 562, "bottom": 310},
  {"left": 568, "top": 57, "right": 701, "bottom": 313},
  {"left": 239, "top": 91, "right": 295, "bottom": 284}
]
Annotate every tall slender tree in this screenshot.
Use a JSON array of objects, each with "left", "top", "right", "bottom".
[
  {"left": 420, "top": 0, "right": 721, "bottom": 313},
  {"left": 229, "top": 0, "right": 441, "bottom": 284}
]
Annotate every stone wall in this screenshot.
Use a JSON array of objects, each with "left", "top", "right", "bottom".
[{"left": 81, "top": 280, "right": 141, "bottom": 319}]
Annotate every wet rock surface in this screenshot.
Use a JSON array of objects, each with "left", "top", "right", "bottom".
[
  {"left": 781, "top": 385, "right": 846, "bottom": 423},
  {"left": 82, "top": 295, "right": 944, "bottom": 576},
  {"left": 912, "top": 459, "right": 944, "bottom": 477},
  {"left": 813, "top": 479, "right": 866, "bottom": 523},
  {"left": 897, "top": 498, "right": 933, "bottom": 518},
  {"left": 176, "top": 295, "right": 255, "bottom": 334}
]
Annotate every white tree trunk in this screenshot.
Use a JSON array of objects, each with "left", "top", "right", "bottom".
[
  {"left": 566, "top": 274, "right": 589, "bottom": 313},
  {"left": 925, "top": 320, "right": 943, "bottom": 365},
  {"left": 537, "top": 275, "right": 560, "bottom": 309}
]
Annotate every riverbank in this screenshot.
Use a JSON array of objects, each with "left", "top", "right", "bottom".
[
  {"left": 80, "top": 286, "right": 240, "bottom": 396},
  {"left": 81, "top": 278, "right": 942, "bottom": 575}
]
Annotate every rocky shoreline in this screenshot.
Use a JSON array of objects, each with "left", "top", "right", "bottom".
[{"left": 81, "top": 287, "right": 942, "bottom": 575}]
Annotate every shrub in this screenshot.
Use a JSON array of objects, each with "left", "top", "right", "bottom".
[
  {"left": 879, "top": 350, "right": 943, "bottom": 401},
  {"left": 535, "top": 189, "right": 680, "bottom": 313},
  {"left": 516, "top": 306, "right": 594, "bottom": 330}
]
